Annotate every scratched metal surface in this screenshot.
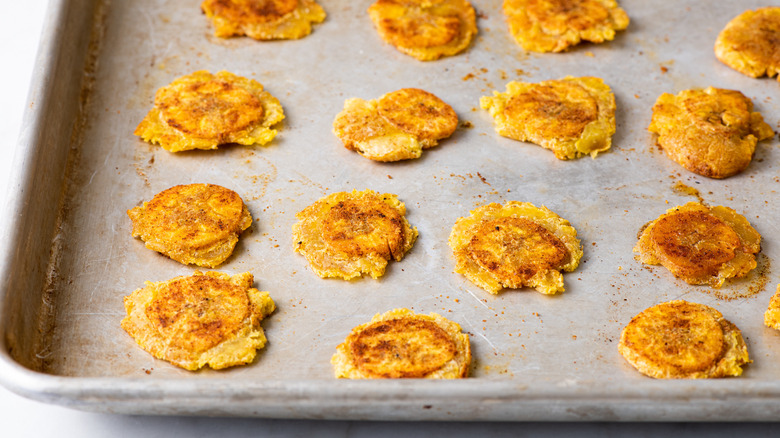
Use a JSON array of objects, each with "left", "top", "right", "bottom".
[{"left": 2, "top": 0, "right": 780, "bottom": 419}]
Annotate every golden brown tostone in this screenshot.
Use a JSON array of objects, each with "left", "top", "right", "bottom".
[
  {"left": 619, "top": 300, "right": 750, "bottom": 379},
  {"left": 764, "top": 284, "right": 780, "bottom": 330},
  {"left": 292, "top": 189, "right": 418, "bottom": 280},
  {"left": 333, "top": 88, "right": 458, "bottom": 162},
  {"left": 480, "top": 76, "right": 616, "bottom": 160},
  {"left": 648, "top": 87, "right": 773, "bottom": 178},
  {"left": 202, "top": 0, "right": 326, "bottom": 40},
  {"left": 503, "top": 0, "right": 629, "bottom": 53},
  {"left": 715, "top": 7, "right": 780, "bottom": 81},
  {"left": 332, "top": 308, "right": 471, "bottom": 379},
  {"left": 121, "top": 271, "right": 275, "bottom": 371},
  {"left": 368, "top": 0, "right": 477, "bottom": 61},
  {"left": 449, "top": 201, "right": 582, "bottom": 294},
  {"left": 135, "top": 71, "right": 284, "bottom": 152},
  {"left": 128, "top": 183, "right": 252, "bottom": 268},
  {"left": 634, "top": 202, "right": 761, "bottom": 288}
]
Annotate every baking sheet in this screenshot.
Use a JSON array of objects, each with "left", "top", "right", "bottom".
[{"left": 2, "top": 0, "right": 780, "bottom": 420}]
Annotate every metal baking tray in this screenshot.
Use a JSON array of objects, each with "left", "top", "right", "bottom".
[{"left": 2, "top": 0, "right": 780, "bottom": 420}]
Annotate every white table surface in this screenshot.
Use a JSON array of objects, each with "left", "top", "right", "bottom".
[{"left": 1, "top": 1, "right": 777, "bottom": 435}]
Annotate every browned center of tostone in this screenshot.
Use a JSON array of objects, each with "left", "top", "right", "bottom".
[
  {"left": 505, "top": 82, "right": 598, "bottom": 139},
  {"left": 206, "top": 0, "right": 300, "bottom": 23},
  {"left": 650, "top": 211, "right": 741, "bottom": 278},
  {"left": 526, "top": 0, "right": 611, "bottom": 32},
  {"left": 145, "top": 275, "right": 249, "bottom": 353},
  {"left": 623, "top": 301, "right": 726, "bottom": 374},
  {"left": 158, "top": 79, "right": 263, "bottom": 138},
  {"left": 351, "top": 317, "right": 457, "bottom": 378},
  {"left": 321, "top": 199, "right": 406, "bottom": 259},
  {"left": 379, "top": 13, "right": 461, "bottom": 48},
  {"left": 377, "top": 88, "right": 458, "bottom": 140},
  {"left": 467, "top": 217, "right": 568, "bottom": 286}
]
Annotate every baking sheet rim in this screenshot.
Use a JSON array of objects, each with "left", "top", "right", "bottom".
[{"left": 2, "top": 0, "right": 780, "bottom": 420}]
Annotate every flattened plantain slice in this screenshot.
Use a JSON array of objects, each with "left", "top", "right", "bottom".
[
  {"left": 764, "top": 284, "right": 780, "bottom": 330},
  {"left": 202, "top": 0, "right": 326, "bottom": 40},
  {"left": 468, "top": 217, "right": 568, "bottom": 289},
  {"left": 332, "top": 308, "right": 471, "bottom": 379},
  {"left": 503, "top": 0, "right": 629, "bottom": 53},
  {"left": 634, "top": 202, "right": 761, "bottom": 288},
  {"left": 333, "top": 88, "right": 457, "bottom": 162},
  {"left": 449, "top": 201, "right": 582, "bottom": 294},
  {"left": 648, "top": 87, "right": 773, "bottom": 178},
  {"left": 292, "top": 189, "right": 418, "bottom": 280},
  {"left": 377, "top": 88, "right": 458, "bottom": 142},
  {"left": 619, "top": 300, "right": 750, "bottom": 379},
  {"left": 121, "top": 271, "right": 275, "bottom": 371},
  {"left": 715, "top": 7, "right": 780, "bottom": 81},
  {"left": 368, "top": 0, "right": 477, "bottom": 61},
  {"left": 128, "top": 183, "right": 252, "bottom": 267},
  {"left": 480, "top": 76, "right": 616, "bottom": 160},
  {"left": 649, "top": 211, "right": 741, "bottom": 279},
  {"left": 320, "top": 196, "right": 407, "bottom": 260},
  {"left": 135, "top": 71, "right": 284, "bottom": 152}
]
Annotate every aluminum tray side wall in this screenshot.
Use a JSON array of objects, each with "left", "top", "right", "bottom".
[{"left": 0, "top": 0, "right": 100, "bottom": 371}]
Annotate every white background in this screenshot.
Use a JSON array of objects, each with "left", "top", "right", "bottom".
[{"left": 0, "top": 1, "right": 777, "bottom": 436}]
